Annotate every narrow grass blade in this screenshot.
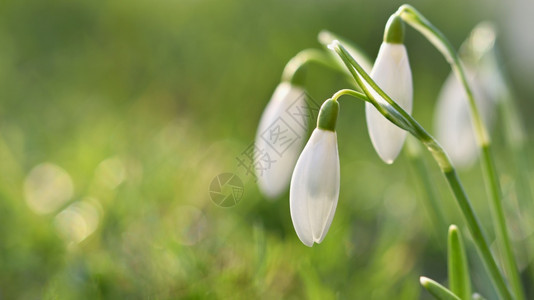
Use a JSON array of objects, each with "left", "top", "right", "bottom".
[
  {"left": 448, "top": 225, "right": 471, "bottom": 300},
  {"left": 420, "top": 276, "right": 461, "bottom": 300}
]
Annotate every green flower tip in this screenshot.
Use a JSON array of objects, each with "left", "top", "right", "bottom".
[
  {"left": 384, "top": 14, "right": 405, "bottom": 44},
  {"left": 448, "top": 224, "right": 459, "bottom": 234},
  {"left": 317, "top": 99, "right": 339, "bottom": 131}
]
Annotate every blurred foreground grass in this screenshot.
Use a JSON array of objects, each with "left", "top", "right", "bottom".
[{"left": 0, "top": 0, "right": 532, "bottom": 299}]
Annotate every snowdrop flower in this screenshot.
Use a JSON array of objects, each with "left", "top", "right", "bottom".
[
  {"left": 365, "top": 15, "right": 413, "bottom": 164},
  {"left": 434, "top": 24, "right": 500, "bottom": 168},
  {"left": 434, "top": 69, "right": 490, "bottom": 168},
  {"left": 255, "top": 82, "right": 307, "bottom": 198},
  {"left": 290, "top": 99, "right": 340, "bottom": 247}
]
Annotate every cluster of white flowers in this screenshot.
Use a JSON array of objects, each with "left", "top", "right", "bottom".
[
  {"left": 253, "top": 6, "right": 524, "bottom": 299},
  {"left": 255, "top": 15, "right": 505, "bottom": 247},
  {"left": 255, "top": 14, "right": 414, "bottom": 247}
]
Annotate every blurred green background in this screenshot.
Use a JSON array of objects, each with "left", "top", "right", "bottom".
[{"left": 0, "top": 0, "right": 533, "bottom": 299}]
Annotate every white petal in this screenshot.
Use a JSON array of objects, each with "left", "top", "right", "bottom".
[
  {"left": 255, "top": 83, "right": 308, "bottom": 198},
  {"left": 434, "top": 69, "right": 491, "bottom": 168},
  {"left": 365, "top": 43, "right": 413, "bottom": 164},
  {"left": 290, "top": 129, "right": 340, "bottom": 247}
]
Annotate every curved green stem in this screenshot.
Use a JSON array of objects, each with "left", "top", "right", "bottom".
[
  {"left": 331, "top": 89, "right": 367, "bottom": 102},
  {"left": 397, "top": 6, "right": 523, "bottom": 300},
  {"left": 396, "top": 5, "right": 489, "bottom": 145},
  {"left": 331, "top": 42, "right": 449, "bottom": 170},
  {"left": 281, "top": 49, "right": 340, "bottom": 85},
  {"left": 331, "top": 40, "right": 513, "bottom": 300}
]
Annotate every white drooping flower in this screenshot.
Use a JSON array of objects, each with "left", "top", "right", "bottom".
[
  {"left": 255, "top": 82, "right": 307, "bottom": 199},
  {"left": 290, "top": 99, "right": 340, "bottom": 247},
  {"left": 365, "top": 42, "right": 413, "bottom": 164},
  {"left": 434, "top": 69, "right": 492, "bottom": 168},
  {"left": 434, "top": 23, "right": 501, "bottom": 168}
]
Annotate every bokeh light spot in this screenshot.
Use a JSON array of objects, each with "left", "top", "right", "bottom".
[
  {"left": 54, "top": 198, "right": 101, "bottom": 244},
  {"left": 95, "top": 156, "right": 126, "bottom": 190},
  {"left": 24, "top": 163, "right": 74, "bottom": 215}
]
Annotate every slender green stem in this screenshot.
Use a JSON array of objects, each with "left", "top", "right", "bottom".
[
  {"left": 331, "top": 42, "right": 448, "bottom": 169},
  {"left": 330, "top": 88, "right": 406, "bottom": 135},
  {"left": 397, "top": 5, "right": 524, "bottom": 299},
  {"left": 330, "top": 41, "right": 513, "bottom": 300},
  {"left": 331, "top": 89, "right": 367, "bottom": 102},
  {"left": 480, "top": 143, "right": 522, "bottom": 293},
  {"left": 464, "top": 26, "right": 533, "bottom": 282},
  {"left": 481, "top": 104, "right": 523, "bottom": 300},
  {"left": 396, "top": 5, "right": 489, "bottom": 145},
  {"left": 444, "top": 170, "right": 512, "bottom": 300}
]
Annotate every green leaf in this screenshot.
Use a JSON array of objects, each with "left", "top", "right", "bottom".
[
  {"left": 420, "top": 276, "right": 461, "bottom": 300},
  {"left": 317, "top": 30, "right": 373, "bottom": 73},
  {"left": 448, "top": 225, "right": 471, "bottom": 300}
]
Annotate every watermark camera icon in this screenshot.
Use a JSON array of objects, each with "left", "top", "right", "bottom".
[{"left": 209, "top": 173, "right": 244, "bottom": 207}]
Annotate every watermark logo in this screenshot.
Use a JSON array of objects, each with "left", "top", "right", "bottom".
[
  {"left": 260, "top": 117, "right": 301, "bottom": 156},
  {"left": 209, "top": 90, "right": 319, "bottom": 207},
  {"left": 286, "top": 92, "right": 320, "bottom": 130},
  {"left": 235, "top": 91, "right": 319, "bottom": 180},
  {"left": 209, "top": 173, "right": 244, "bottom": 207}
]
